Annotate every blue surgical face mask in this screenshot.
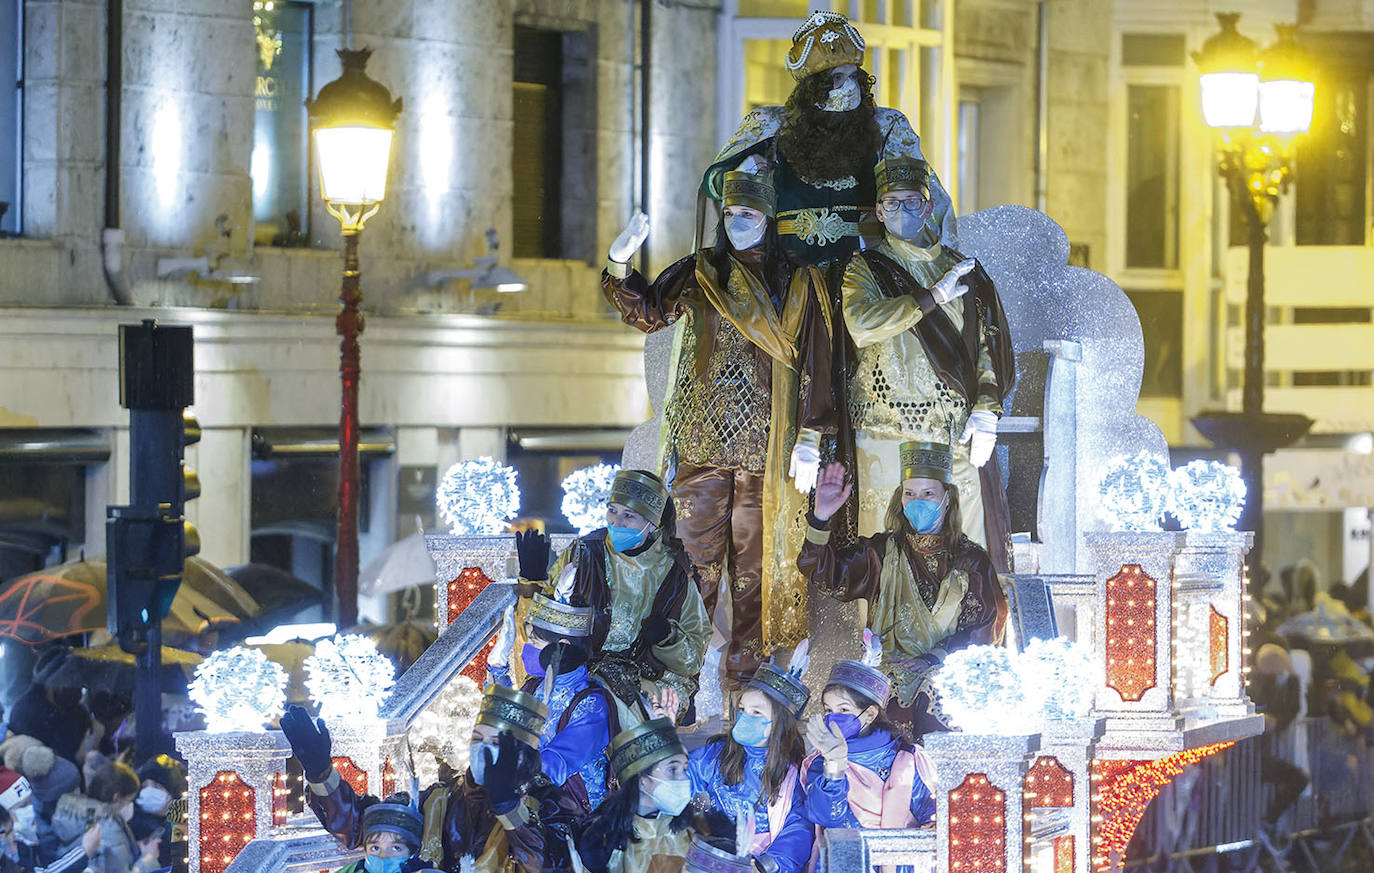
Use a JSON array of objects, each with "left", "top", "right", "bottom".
[
  {"left": 364, "top": 856, "right": 406, "bottom": 873},
  {"left": 608, "top": 524, "right": 648, "bottom": 553},
  {"left": 885, "top": 208, "right": 931, "bottom": 243},
  {"left": 903, "top": 495, "right": 945, "bottom": 534},
  {"left": 825, "top": 712, "right": 864, "bottom": 741},
  {"left": 521, "top": 642, "right": 546, "bottom": 678},
  {"left": 725, "top": 213, "right": 766, "bottom": 251},
  {"left": 469, "top": 742, "right": 495, "bottom": 785},
  {"left": 731, "top": 711, "right": 772, "bottom": 747},
  {"left": 649, "top": 777, "right": 693, "bottom": 816}
]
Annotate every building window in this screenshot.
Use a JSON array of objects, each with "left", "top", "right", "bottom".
[
  {"left": 1125, "top": 290, "right": 1183, "bottom": 398},
  {"left": 512, "top": 25, "right": 595, "bottom": 260},
  {"left": 1296, "top": 74, "right": 1368, "bottom": 246},
  {"left": 1124, "top": 84, "right": 1180, "bottom": 269},
  {"left": 251, "top": 0, "right": 312, "bottom": 247},
  {"left": 0, "top": 0, "right": 21, "bottom": 235}
]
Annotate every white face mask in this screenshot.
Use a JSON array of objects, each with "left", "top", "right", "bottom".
[
  {"left": 725, "top": 213, "right": 767, "bottom": 251},
  {"left": 820, "top": 77, "right": 861, "bottom": 112},
  {"left": 11, "top": 806, "right": 35, "bottom": 844},
  {"left": 137, "top": 784, "right": 171, "bottom": 814}
]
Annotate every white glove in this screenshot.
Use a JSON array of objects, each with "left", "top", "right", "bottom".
[
  {"left": 486, "top": 605, "right": 517, "bottom": 669},
  {"left": 961, "top": 409, "right": 999, "bottom": 468},
  {"left": 931, "top": 258, "right": 977, "bottom": 305},
  {"left": 789, "top": 431, "right": 821, "bottom": 494},
  {"left": 608, "top": 211, "right": 650, "bottom": 263}
]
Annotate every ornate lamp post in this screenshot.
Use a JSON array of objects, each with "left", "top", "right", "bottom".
[
  {"left": 1191, "top": 14, "right": 1316, "bottom": 567},
  {"left": 308, "top": 49, "right": 402, "bottom": 625}
]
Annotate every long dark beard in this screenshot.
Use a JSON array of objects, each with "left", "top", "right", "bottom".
[{"left": 779, "top": 69, "right": 882, "bottom": 183}]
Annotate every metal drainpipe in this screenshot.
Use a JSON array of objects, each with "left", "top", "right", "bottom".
[
  {"left": 102, "top": 0, "right": 132, "bottom": 304},
  {"left": 639, "top": 0, "right": 652, "bottom": 272},
  {"left": 1034, "top": 0, "right": 1049, "bottom": 213}
]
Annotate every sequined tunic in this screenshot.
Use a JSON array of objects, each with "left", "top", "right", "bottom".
[
  {"left": 535, "top": 666, "right": 611, "bottom": 812},
  {"left": 665, "top": 315, "right": 772, "bottom": 473},
  {"left": 843, "top": 236, "right": 989, "bottom": 447}
]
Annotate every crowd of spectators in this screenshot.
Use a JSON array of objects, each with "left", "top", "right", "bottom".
[
  {"left": 0, "top": 647, "right": 188, "bottom": 873},
  {"left": 1249, "top": 560, "right": 1374, "bottom": 830}
]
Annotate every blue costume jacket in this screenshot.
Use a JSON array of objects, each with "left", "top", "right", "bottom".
[
  {"left": 686, "top": 738, "right": 814, "bottom": 873},
  {"left": 801, "top": 728, "right": 935, "bottom": 828},
  {"left": 490, "top": 664, "right": 613, "bottom": 812}
]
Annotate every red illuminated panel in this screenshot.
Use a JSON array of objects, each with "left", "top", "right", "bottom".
[
  {"left": 1104, "top": 565, "right": 1157, "bottom": 702},
  {"left": 1023, "top": 756, "right": 1073, "bottom": 808},
  {"left": 949, "top": 773, "right": 1006, "bottom": 873},
  {"left": 331, "top": 757, "right": 368, "bottom": 796},
  {"left": 382, "top": 756, "right": 396, "bottom": 798},
  {"left": 199, "top": 771, "right": 256, "bottom": 873},
  {"left": 1209, "top": 606, "right": 1228, "bottom": 685},
  {"left": 1090, "top": 743, "right": 1232, "bottom": 872},
  {"left": 448, "top": 567, "right": 494, "bottom": 624},
  {"left": 1054, "top": 836, "right": 1074, "bottom": 873}
]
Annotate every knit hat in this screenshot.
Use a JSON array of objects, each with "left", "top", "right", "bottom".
[
  {"left": 0, "top": 767, "right": 33, "bottom": 811},
  {"left": 0, "top": 735, "right": 53, "bottom": 780},
  {"left": 361, "top": 794, "right": 423, "bottom": 847},
  {"left": 26, "top": 755, "right": 79, "bottom": 818},
  {"left": 137, "top": 754, "right": 188, "bottom": 797}
]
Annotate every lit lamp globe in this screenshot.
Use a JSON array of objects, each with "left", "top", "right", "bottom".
[
  {"left": 1258, "top": 25, "right": 1315, "bottom": 136},
  {"left": 308, "top": 48, "right": 403, "bottom": 228},
  {"left": 1194, "top": 13, "right": 1259, "bottom": 130}
]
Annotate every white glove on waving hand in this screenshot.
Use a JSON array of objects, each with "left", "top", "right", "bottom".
[
  {"left": 608, "top": 212, "right": 650, "bottom": 264},
  {"left": 931, "top": 258, "right": 977, "bottom": 305}
]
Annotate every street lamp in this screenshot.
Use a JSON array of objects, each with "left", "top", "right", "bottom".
[
  {"left": 308, "top": 48, "right": 402, "bottom": 626},
  {"left": 1191, "top": 14, "right": 1315, "bottom": 567}
]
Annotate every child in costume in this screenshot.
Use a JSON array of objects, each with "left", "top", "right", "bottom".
[
  {"left": 281, "top": 684, "right": 583, "bottom": 873},
  {"left": 682, "top": 647, "right": 815, "bottom": 873},
  {"left": 515, "top": 469, "right": 709, "bottom": 724},
  {"left": 486, "top": 577, "right": 616, "bottom": 814},
  {"left": 798, "top": 442, "right": 1007, "bottom": 737},
  {"left": 800, "top": 640, "right": 936, "bottom": 836},
  {"left": 575, "top": 717, "right": 734, "bottom": 873},
  {"left": 330, "top": 796, "right": 422, "bottom": 873}
]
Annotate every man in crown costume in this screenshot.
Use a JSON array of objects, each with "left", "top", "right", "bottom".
[
  {"left": 602, "top": 167, "right": 835, "bottom": 687},
  {"left": 486, "top": 589, "right": 617, "bottom": 814},
  {"left": 701, "top": 12, "right": 954, "bottom": 273},
  {"left": 517, "top": 469, "right": 710, "bottom": 722},
  {"left": 842, "top": 157, "right": 1015, "bottom": 568},
  {"left": 280, "top": 686, "right": 583, "bottom": 873},
  {"left": 797, "top": 441, "right": 1006, "bottom": 737}
]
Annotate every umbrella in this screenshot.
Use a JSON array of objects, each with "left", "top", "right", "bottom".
[
  {"left": 359, "top": 531, "right": 437, "bottom": 596},
  {"left": 0, "top": 559, "right": 244, "bottom": 645},
  {"left": 179, "top": 557, "right": 260, "bottom": 620},
  {"left": 245, "top": 640, "right": 315, "bottom": 705},
  {"left": 224, "top": 564, "right": 323, "bottom": 618},
  {"left": 1277, "top": 596, "right": 1374, "bottom": 646},
  {"left": 70, "top": 642, "right": 203, "bottom": 695},
  {"left": 346, "top": 619, "right": 437, "bottom": 672}
]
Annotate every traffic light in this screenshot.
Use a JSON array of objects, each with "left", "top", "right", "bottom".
[{"left": 107, "top": 320, "right": 196, "bottom": 654}]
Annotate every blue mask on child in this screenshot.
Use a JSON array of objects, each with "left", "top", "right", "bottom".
[
  {"left": 608, "top": 524, "right": 647, "bottom": 553},
  {"left": 731, "top": 712, "right": 771, "bottom": 747},
  {"left": 521, "top": 642, "right": 546, "bottom": 677},
  {"left": 469, "top": 742, "right": 494, "bottom": 785},
  {"left": 902, "top": 497, "right": 944, "bottom": 534},
  {"left": 825, "top": 713, "right": 864, "bottom": 741},
  {"left": 364, "top": 855, "right": 406, "bottom": 873}
]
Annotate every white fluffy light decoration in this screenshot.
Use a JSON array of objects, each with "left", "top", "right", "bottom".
[
  {"left": 931, "top": 645, "right": 1028, "bottom": 735},
  {"left": 304, "top": 634, "right": 397, "bottom": 721},
  {"left": 1168, "top": 459, "right": 1245, "bottom": 532},
  {"left": 561, "top": 463, "right": 620, "bottom": 535},
  {"left": 1018, "top": 637, "right": 1095, "bottom": 722},
  {"left": 189, "top": 646, "right": 287, "bottom": 733},
  {"left": 406, "top": 676, "right": 483, "bottom": 786},
  {"left": 437, "top": 457, "right": 521, "bottom": 535},
  {"left": 1096, "top": 450, "right": 1171, "bottom": 531}
]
